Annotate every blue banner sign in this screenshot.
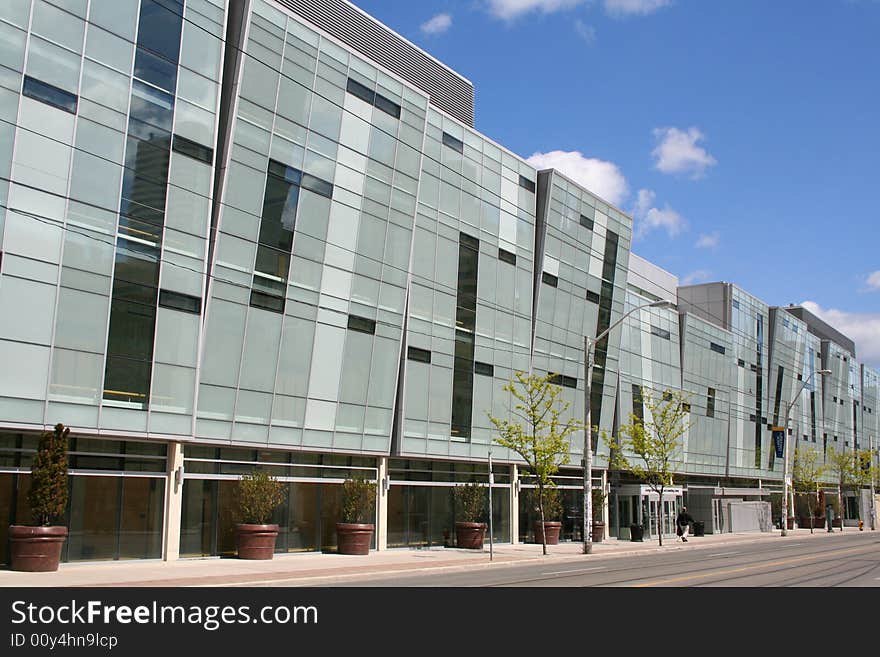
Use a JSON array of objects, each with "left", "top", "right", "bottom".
[{"left": 772, "top": 427, "right": 785, "bottom": 459}]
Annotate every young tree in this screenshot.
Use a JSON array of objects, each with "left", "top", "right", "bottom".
[
  {"left": 792, "top": 446, "right": 826, "bottom": 533},
  {"left": 605, "top": 387, "right": 691, "bottom": 546},
  {"left": 826, "top": 447, "right": 878, "bottom": 531},
  {"left": 489, "top": 371, "right": 583, "bottom": 555}
]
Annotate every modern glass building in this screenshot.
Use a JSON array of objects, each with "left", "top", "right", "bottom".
[{"left": 0, "top": 0, "right": 876, "bottom": 564}]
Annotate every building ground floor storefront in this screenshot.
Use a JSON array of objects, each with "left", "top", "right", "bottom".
[{"left": 2, "top": 430, "right": 876, "bottom": 565}]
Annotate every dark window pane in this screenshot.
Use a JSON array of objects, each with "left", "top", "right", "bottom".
[
  {"left": 261, "top": 173, "right": 300, "bottom": 239},
  {"left": 249, "top": 290, "right": 285, "bottom": 314},
  {"left": 407, "top": 346, "right": 431, "bottom": 363},
  {"left": 518, "top": 175, "right": 535, "bottom": 193},
  {"left": 373, "top": 92, "right": 400, "bottom": 119},
  {"left": 632, "top": 384, "right": 644, "bottom": 425},
  {"left": 474, "top": 362, "right": 494, "bottom": 377},
  {"left": 650, "top": 325, "right": 671, "bottom": 340},
  {"left": 22, "top": 75, "right": 77, "bottom": 113},
  {"left": 137, "top": 0, "right": 184, "bottom": 61},
  {"left": 172, "top": 134, "right": 213, "bottom": 164},
  {"left": 111, "top": 240, "right": 160, "bottom": 304},
  {"left": 579, "top": 214, "right": 594, "bottom": 230},
  {"left": 253, "top": 247, "right": 290, "bottom": 281},
  {"left": 103, "top": 355, "right": 153, "bottom": 405},
  {"left": 346, "top": 77, "right": 375, "bottom": 104},
  {"left": 442, "top": 132, "right": 464, "bottom": 153},
  {"left": 498, "top": 248, "right": 516, "bottom": 266},
  {"left": 300, "top": 173, "right": 333, "bottom": 198},
  {"left": 709, "top": 342, "right": 726, "bottom": 355},
  {"left": 542, "top": 272, "right": 558, "bottom": 287},
  {"left": 586, "top": 290, "right": 600, "bottom": 304},
  {"left": 451, "top": 332, "right": 475, "bottom": 439},
  {"left": 347, "top": 315, "right": 376, "bottom": 335},
  {"left": 158, "top": 289, "right": 201, "bottom": 314},
  {"left": 455, "top": 233, "right": 479, "bottom": 332},
  {"left": 129, "top": 80, "right": 174, "bottom": 136},
  {"left": 133, "top": 46, "right": 178, "bottom": 92},
  {"left": 707, "top": 387, "right": 716, "bottom": 418}
]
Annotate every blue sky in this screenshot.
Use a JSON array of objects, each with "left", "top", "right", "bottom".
[{"left": 354, "top": 0, "right": 880, "bottom": 365}]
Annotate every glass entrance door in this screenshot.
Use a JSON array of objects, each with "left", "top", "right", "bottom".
[{"left": 712, "top": 498, "right": 724, "bottom": 534}]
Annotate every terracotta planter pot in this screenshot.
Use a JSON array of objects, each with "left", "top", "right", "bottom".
[
  {"left": 799, "top": 516, "right": 825, "bottom": 530},
  {"left": 533, "top": 521, "right": 562, "bottom": 545},
  {"left": 235, "top": 524, "right": 279, "bottom": 560},
  {"left": 9, "top": 525, "right": 67, "bottom": 572},
  {"left": 591, "top": 521, "right": 605, "bottom": 543},
  {"left": 336, "top": 523, "right": 374, "bottom": 555},
  {"left": 455, "top": 521, "right": 486, "bottom": 549}
]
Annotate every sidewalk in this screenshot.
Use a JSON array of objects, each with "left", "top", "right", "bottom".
[{"left": 0, "top": 527, "right": 859, "bottom": 587}]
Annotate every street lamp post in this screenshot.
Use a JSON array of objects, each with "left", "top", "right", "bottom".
[
  {"left": 780, "top": 368, "right": 831, "bottom": 537},
  {"left": 583, "top": 299, "right": 676, "bottom": 554}
]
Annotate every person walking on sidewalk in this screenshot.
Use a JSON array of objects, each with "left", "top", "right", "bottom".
[{"left": 676, "top": 506, "right": 694, "bottom": 542}]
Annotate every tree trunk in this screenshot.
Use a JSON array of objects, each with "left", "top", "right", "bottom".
[
  {"left": 807, "top": 494, "right": 814, "bottom": 534},
  {"left": 657, "top": 487, "right": 663, "bottom": 547},
  {"left": 538, "top": 485, "right": 547, "bottom": 556}
]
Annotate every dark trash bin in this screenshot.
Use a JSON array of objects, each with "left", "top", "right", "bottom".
[
  {"left": 630, "top": 524, "right": 644, "bottom": 542},
  {"left": 692, "top": 521, "right": 705, "bottom": 537}
]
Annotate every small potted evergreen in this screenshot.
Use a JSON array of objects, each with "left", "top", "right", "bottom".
[
  {"left": 529, "top": 486, "right": 563, "bottom": 545},
  {"left": 9, "top": 423, "right": 69, "bottom": 572},
  {"left": 336, "top": 476, "right": 377, "bottom": 555},
  {"left": 453, "top": 482, "right": 487, "bottom": 549},
  {"left": 235, "top": 469, "right": 285, "bottom": 559},
  {"left": 591, "top": 487, "right": 607, "bottom": 543}
]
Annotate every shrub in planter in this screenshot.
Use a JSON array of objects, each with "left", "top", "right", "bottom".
[
  {"left": 527, "top": 486, "right": 563, "bottom": 545},
  {"left": 337, "top": 476, "right": 377, "bottom": 555},
  {"left": 591, "top": 487, "right": 607, "bottom": 543},
  {"left": 9, "top": 423, "right": 70, "bottom": 572},
  {"left": 453, "top": 482, "right": 487, "bottom": 549},
  {"left": 235, "top": 470, "right": 285, "bottom": 560}
]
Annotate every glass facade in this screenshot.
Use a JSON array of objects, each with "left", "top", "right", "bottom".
[
  {"left": 0, "top": 433, "right": 166, "bottom": 564},
  {"left": 0, "top": 0, "right": 873, "bottom": 561}
]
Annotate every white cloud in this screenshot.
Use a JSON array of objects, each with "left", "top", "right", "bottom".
[
  {"left": 652, "top": 127, "right": 717, "bottom": 178},
  {"left": 681, "top": 269, "right": 712, "bottom": 286},
  {"left": 574, "top": 19, "right": 596, "bottom": 43},
  {"left": 632, "top": 188, "right": 686, "bottom": 238},
  {"left": 421, "top": 13, "right": 453, "bottom": 35},
  {"left": 695, "top": 232, "right": 720, "bottom": 249},
  {"left": 866, "top": 271, "right": 880, "bottom": 291},
  {"left": 526, "top": 150, "right": 629, "bottom": 206},
  {"left": 486, "top": 0, "right": 586, "bottom": 20},
  {"left": 604, "top": 0, "right": 672, "bottom": 17},
  {"left": 801, "top": 301, "right": 880, "bottom": 367}
]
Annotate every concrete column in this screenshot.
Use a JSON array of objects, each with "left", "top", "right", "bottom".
[
  {"left": 376, "top": 456, "right": 388, "bottom": 550},
  {"left": 510, "top": 464, "right": 519, "bottom": 544},
  {"left": 163, "top": 441, "right": 184, "bottom": 561}
]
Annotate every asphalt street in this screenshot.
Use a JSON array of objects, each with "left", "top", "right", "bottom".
[{"left": 324, "top": 531, "right": 880, "bottom": 587}]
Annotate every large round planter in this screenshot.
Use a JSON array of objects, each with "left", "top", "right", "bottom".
[
  {"left": 799, "top": 516, "right": 825, "bottom": 530},
  {"left": 235, "top": 523, "right": 279, "bottom": 560},
  {"left": 455, "top": 521, "right": 486, "bottom": 549},
  {"left": 336, "top": 523, "right": 374, "bottom": 555},
  {"left": 533, "top": 521, "right": 562, "bottom": 545},
  {"left": 591, "top": 521, "right": 605, "bottom": 543},
  {"left": 9, "top": 526, "right": 67, "bottom": 572},
  {"left": 629, "top": 523, "right": 645, "bottom": 542}
]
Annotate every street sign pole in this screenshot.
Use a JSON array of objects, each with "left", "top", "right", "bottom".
[{"left": 488, "top": 451, "right": 494, "bottom": 562}]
